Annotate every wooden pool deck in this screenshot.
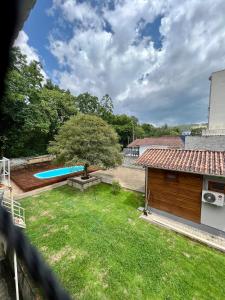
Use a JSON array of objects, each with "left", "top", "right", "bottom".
[{"left": 11, "top": 162, "right": 97, "bottom": 192}]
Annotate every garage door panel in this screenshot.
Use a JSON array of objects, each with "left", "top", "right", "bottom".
[
  {"left": 150, "top": 198, "right": 200, "bottom": 223},
  {"left": 150, "top": 191, "right": 202, "bottom": 210},
  {"left": 148, "top": 168, "right": 202, "bottom": 223}
]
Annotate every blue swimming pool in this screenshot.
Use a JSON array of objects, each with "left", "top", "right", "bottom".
[{"left": 34, "top": 166, "right": 84, "bottom": 179}]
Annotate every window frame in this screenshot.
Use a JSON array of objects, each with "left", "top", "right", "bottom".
[{"left": 208, "top": 180, "right": 225, "bottom": 193}]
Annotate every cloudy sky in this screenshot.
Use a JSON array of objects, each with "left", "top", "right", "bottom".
[{"left": 15, "top": 0, "right": 225, "bottom": 125}]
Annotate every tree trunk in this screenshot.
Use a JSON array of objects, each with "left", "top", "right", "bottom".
[{"left": 82, "top": 163, "right": 89, "bottom": 179}]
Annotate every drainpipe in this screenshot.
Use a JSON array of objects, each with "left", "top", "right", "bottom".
[{"left": 143, "top": 167, "right": 149, "bottom": 215}]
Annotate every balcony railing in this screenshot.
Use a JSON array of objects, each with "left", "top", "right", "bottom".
[
  {"left": 123, "top": 147, "right": 140, "bottom": 157},
  {"left": 2, "top": 198, "right": 26, "bottom": 229}
]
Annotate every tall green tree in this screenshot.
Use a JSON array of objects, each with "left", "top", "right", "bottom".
[
  {"left": 0, "top": 47, "right": 45, "bottom": 156},
  {"left": 0, "top": 48, "right": 77, "bottom": 157},
  {"left": 39, "top": 87, "right": 77, "bottom": 139},
  {"left": 108, "top": 114, "right": 144, "bottom": 146},
  {"left": 75, "top": 92, "right": 100, "bottom": 114},
  {"left": 99, "top": 94, "right": 114, "bottom": 120},
  {"left": 141, "top": 123, "right": 156, "bottom": 136},
  {"left": 48, "top": 114, "right": 122, "bottom": 176},
  {"left": 191, "top": 127, "right": 203, "bottom": 136},
  {"left": 141, "top": 123, "right": 181, "bottom": 138}
]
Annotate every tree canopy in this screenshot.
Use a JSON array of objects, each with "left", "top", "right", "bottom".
[
  {"left": 0, "top": 47, "right": 77, "bottom": 157},
  {"left": 1, "top": 47, "right": 184, "bottom": 158},
  {"left": 48, "top": 114, "right": 122, "bottom": 168}
]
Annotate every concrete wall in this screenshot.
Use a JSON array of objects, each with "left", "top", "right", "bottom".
[
  {"left": 185, "top": 135, "right": 225, "bottom": 151},
  {"left": 10, "top": 154, "right": 54, "bottom": 170},
  {"left": 122, "top": 156, "right": 142, "bottom": 169},
  {"left": 201, "top": 176, "right": 225, "bottom": 232},
  {"left": 202, "top": 129, "right": 225, "bottom": 136},
  {"left": 208, "top": 70, "right": 225, "bottom": 131}
]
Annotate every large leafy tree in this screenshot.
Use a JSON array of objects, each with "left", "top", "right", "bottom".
[
  {"left": 141, "top": 123, "right": 181, "bottom": 137},
  {"left": 191, "top": 127, "right": 203, "bottom": 136},
  {"left": 39, "top": 87, "right": 77, "bottom": 140},
  {"left": 0, "top": 47, "right": 45, "bottom": 156},
  {"left": 75, "top": 92, "right": 114, "bottom": 120},
  {"left": 75, "top": 92, "right": 100, "bottom": 114},
  {"left": 48, "top": 114, "right": 122, "bottom": 176},
  {"left": 108, "top": 114, "right": 144, "bottom": 146},
  {"left": 99, "top": 94, "right": 114, "bottom": 121},
  {"left": 18, "top": 87, "right": 77, "bottom": 156},
  {"left": 0, "top": 48, "right": 77, "bottom": 157}
]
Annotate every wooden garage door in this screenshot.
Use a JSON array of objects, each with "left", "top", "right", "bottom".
[{"left": 148, "top": 168, "right": 203, "bottom": 223}]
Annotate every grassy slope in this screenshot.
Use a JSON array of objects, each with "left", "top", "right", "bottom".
[{"left": 22, "top": 184, "right": 225, "bottom": 300}]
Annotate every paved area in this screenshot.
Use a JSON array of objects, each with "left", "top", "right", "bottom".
[
  {"left": 93, "top": 166, "right": 145, "bottom": 193},
  {"left": 11, "top": 181, "right": 23, "bottom": 195},
  {"left": 3, "top": 179, "right": 68, "bottom": 200},
  {"left": 141, "top": 212, "right": 225, "bottom": 253},
  {"left": 3, "top": 180, "right": 23, "bottom": 199},
  {"left": 14, "top": 181, "right": 68, "bottom": 200}
]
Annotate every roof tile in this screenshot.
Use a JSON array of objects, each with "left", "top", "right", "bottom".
[
  {"left": 136, "top": 149, "right": 225, "bottom": 177},
  {"left": 127, "top": 136, "right": 184, "bottom": 148}
]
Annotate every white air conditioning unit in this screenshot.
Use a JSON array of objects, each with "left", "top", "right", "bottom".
[{"left": 202, "top": 190, "right": 224, "bottom": 207}]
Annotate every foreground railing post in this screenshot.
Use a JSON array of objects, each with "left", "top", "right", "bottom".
[
  {"left": 14, "top": 251, "right": 19, "bottom": 300},
  {"left": 10, "top": 187, "right": 20, "bottom": 300}
]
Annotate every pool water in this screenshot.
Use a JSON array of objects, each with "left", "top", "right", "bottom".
[{"left": 34, "top": 166, "right": 84, "bottom": 179}]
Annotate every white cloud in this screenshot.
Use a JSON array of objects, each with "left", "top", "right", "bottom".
[
  {"left": 14, "top": 31, "right": 39, "bottom": 63},
  {"left": 14, "top": 31, "right": 47, "bottom": 80},
  {"left": 48, "top": 0, "right": 225, "bottom": 125}
]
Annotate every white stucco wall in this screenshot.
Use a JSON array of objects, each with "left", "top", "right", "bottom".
[
  {"left": 208, "top": 70, "right": 225, "bottom": 131},
  {"left": 201, "top": 176, "right": 225, "bottom": 232}
]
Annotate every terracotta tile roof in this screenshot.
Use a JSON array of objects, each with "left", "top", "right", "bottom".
[
  {"left": 136, "top": 149, "right": 225, "bottom": 177},
  {"left": 127, "top": 136, "right": 184, "bottom": 148}
]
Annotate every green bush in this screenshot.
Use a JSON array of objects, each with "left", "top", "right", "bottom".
[{"left": 111, "top": 180, "right": 121, "bottom": 194}]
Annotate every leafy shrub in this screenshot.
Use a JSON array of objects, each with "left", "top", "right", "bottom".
[{"left": 111, "top": 180, "right": 121, "bottom": 194}]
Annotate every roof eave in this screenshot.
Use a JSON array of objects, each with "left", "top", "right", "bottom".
[
  {"left": 137, "top": 164, "right": 225, "bottom": 178},
  {"left": 14, "top": 0, "right": 37, "bottom": 40}
]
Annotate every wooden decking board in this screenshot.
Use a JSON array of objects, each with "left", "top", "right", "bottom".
[{"left": 11, "top": 162, "right": 97, "bottom": 192}]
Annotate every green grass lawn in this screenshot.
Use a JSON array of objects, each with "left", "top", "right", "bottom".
[{"left": 22, "top": 184, "right": 225, "bottom": 300}]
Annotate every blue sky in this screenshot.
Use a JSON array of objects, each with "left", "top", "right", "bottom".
[
  {"left": 15, "top": 0, "right": 225, "bottom": 125},
  {"left": 23, "top": 0, "right": 59, "bottom": 75}
]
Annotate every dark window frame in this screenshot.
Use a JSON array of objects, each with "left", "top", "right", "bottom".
[{"left": 208, "top": 181, "right": 225, "bottom": 193}]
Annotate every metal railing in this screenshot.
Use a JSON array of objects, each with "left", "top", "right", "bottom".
[
  {"left": 0, "top": 157, "right": 10, "bottom": 187},
  {"left": 2, "top": 198, "right": 26, "bottom": 229},
  {"left": 123, "top": 147, "right": 140, "bottom": 157}
]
